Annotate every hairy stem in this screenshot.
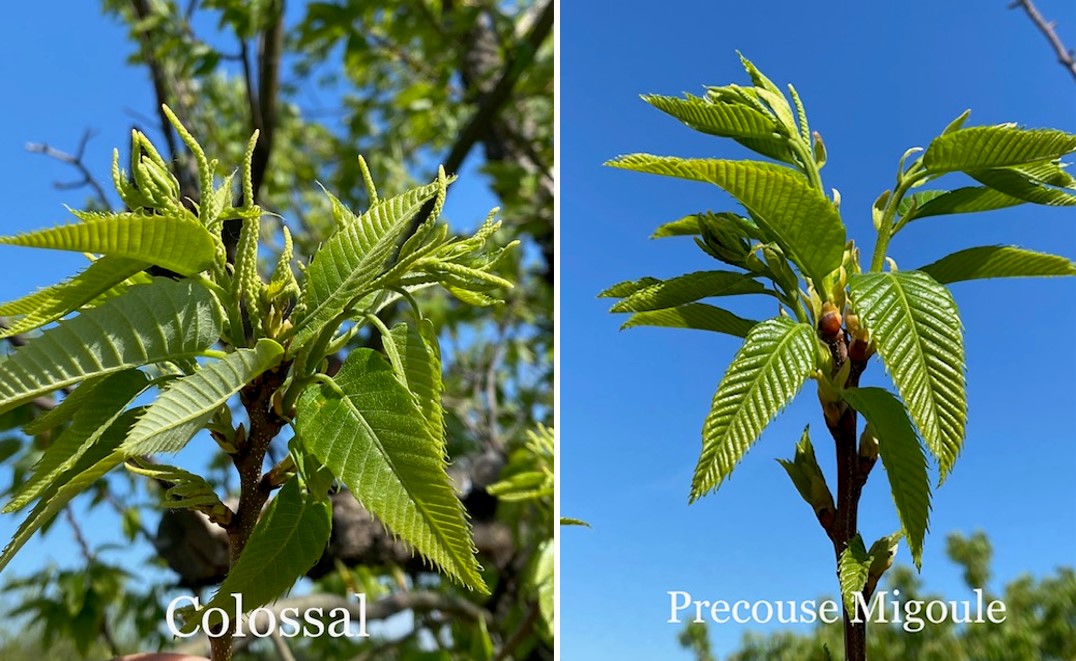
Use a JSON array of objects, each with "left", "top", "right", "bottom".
[
  {"left": 210, "top": 360, "right": 291, "bottom": 661},
  {"left": 821, "top": 328, "right": 873, "bottom": 661}
]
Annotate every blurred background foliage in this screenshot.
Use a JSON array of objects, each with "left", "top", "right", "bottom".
[
  {"left": 0, "top": 1, "right": 553, "bottom": 659},
  {"left": 678, "top": 531, "right": 1076, "bottom": 661}
]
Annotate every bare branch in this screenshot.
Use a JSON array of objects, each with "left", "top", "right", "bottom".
[
  {"left": 25, "top": 130, "right": 113, "bottom": 210},
  {"left": 1012, "top": 0, "right": 1076, "bottom": 81}
]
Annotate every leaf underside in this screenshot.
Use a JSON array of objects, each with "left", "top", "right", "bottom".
[
  {"left": 0, "top": 412, "right": 137, "bottom": 572},
  {"left": 609, "top": 270, "right": 767, "bottom": 312},
  {"left": 620, "top": 303, "right": 759, "bottom": 338},
  {"left": 923, "top": 126, "right": 1076, "bottom": 174},
  {"left": 918, "top": 246, "right": 1076, "bottom": 284},
  {"left": 7, "top": 370, "right": 149, "bottom": 513}
]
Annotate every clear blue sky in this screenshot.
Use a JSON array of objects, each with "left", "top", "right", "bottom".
[
  {"left": 561, "top": 1, "right": 1075, "bottom": 659},
  {"left": 0, "top": 1, "right": 496, "bottom": 596}
]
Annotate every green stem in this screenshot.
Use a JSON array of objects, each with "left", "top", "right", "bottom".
[
  {"left": 868, "top": 165, "right": 928, "bottom": 272},
  {"left": 791, "top": 137, "right": 824, "bottom": 192}
]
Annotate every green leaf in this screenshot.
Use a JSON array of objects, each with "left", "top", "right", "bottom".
[
  {"left": 292, "top": 180, "right": 442, "bottom": 347},
  {"left": 6, "top": 370, "right": 149, "bottom": 513},
  {"left": 123, "top": 339, "right": 284, "bottom": 455},
  {"left": 776, "top": 426, "right": 834, "bottom": 517},
  {"left": 899, "top": 187, "right": 1024, "bottom": 223},
  {"left": 0, "top": 256, "right": 146, "bottom": 339},
  {"left": 598, "top": 277, "right": 662, "bottom": 299},
  {"left": 0, "top": 213, "right": 217, "bottom": 277},
  {"left": 691, "top": 317, "right": 817, "bottom": 501},
  {"left": 848, "top": 271, "right": 965, "bottom": 483},
  {"left": 838, "top": 535, "right": 872, "bottom": 614},
  {"left": 942, "top": 109, "right": 971, "bottom": 135},
  {"left": 192, "top": 476, "right": 331, "bottom": 632},
  {"left": 619, "top": 303, "right": 758, "bottom": 338},
  {"left": 22, "top": 375, "right": 110, "bottom": 437},
  {"left": 388, "top": 320, "right": 445, "bottom": 450},
  {"left": 841, "top": 387, "right": 931, "bottom": 569},
  {"left": 918, "top": 246, "right": 1076, "bottom": 284},
  {"left": 0, "top": 279, "right": 224, "bottom": 416},
  {"left": 651, "top": 216, "right": 702, "bottom": 238},
  {"left": 531, "top": 539, "right": 554, "bottom": 642},
  {"left": 969, "top": 164, "right": 1076, "bottom": 206},
  {"left": 923, "top": 125, "right": 1076, "bottom": 174},
  {"left": 296, "top": 348, "right": 486, "bottom": 592},
  {"left": 124, "top": 458, "right": 228, "bottom": 514},
  {"left": 643, "top": 93, "right": 779, "bottom": 140},
  {"left": 609, "top": 271, "right": 768, "bottom": 312},
  {"left": 0, "top": 412, "right": 136, "bottom": 572},
  {"left": 606, "top": 156, "right": 845, "bottom": 285}
]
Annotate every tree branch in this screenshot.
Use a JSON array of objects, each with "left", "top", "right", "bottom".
[
  {"left": 1012, "top": 0, "right": 1076, "bottom": 81},
  {"left": 404, "top": 0, "right": 554, "bottom": 240},
  {"left": 26, "top": 130, "right": 113, "bottom": 210},
  {"left": 173, "top": 591, "right": 490, "bottom": 657}
]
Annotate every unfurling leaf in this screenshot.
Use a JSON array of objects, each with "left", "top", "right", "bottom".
[
  {"left": 292, "top": 179, "right": 443, "bottom": 347},
  {"left": 776, "top": 426, "right": 834, "bottom": 518},
  {"left": 838, "top": 535, "right": 872, "bottom": 614}
]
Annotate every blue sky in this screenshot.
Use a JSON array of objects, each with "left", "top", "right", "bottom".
[
  {"left": 0, "top": 2, "right": 497, "bottom": 596},
  {"left": 560, "top": 1, "right": 1075, "bottom": 659}
]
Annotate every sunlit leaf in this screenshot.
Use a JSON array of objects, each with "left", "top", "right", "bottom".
[
  {"left": 924, "top": 125, "right": 1076, "bottom": 174},
  {"left": 123, "top": 339, "right": 284, "bottom": 455},
  {"left": 0, "top": 257, "right": 146, "bottom": 339},
  {"left": 848, "top": 271, "right": 965, "bottom": 483},
  {"left": 918, "top": 246, "right": 1076, "bottom": 284},
  {"left": 606, "top": 155, "right": 845, "bottom": 285},
  {"left": 296, "top": 348, "right": 486, "bottom": 592},
  {"left": 0, "top": 213, "right": 216, "bottom": 277},
  {"left": 619, "top": 303, "right": 758, "bottom": 338},
  {"left": 842, "top": 387, "right": 931, "bottom": 568},
  {"left": 691, "top": 317, "right": 817, "bottom": 501},
  {"left": 0, "top": 279, "right": 223, "bottom": 416},
  {"left": 609, "top": 271, "right": 768, "bottom": 312}
]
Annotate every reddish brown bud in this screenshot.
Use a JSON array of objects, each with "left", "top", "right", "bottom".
[
  {"left": 818, "top": 302, "right": 842, "bottom": 340},
  {"left": 849, "top": 338, "right": 873, "bottom": 362}
]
